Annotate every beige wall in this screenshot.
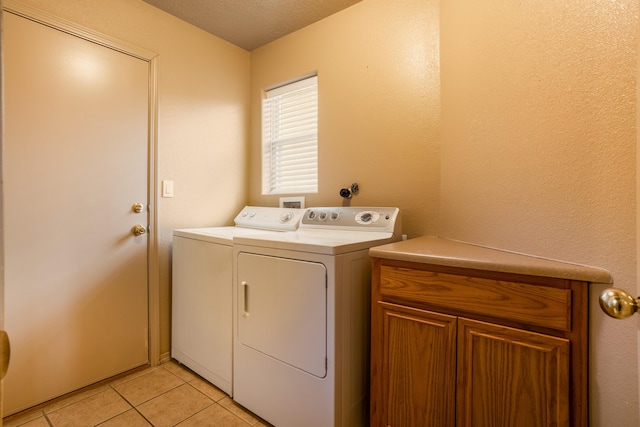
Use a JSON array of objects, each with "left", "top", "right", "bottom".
[
  {"left": 249, "top": 0, "right": 441, "bottom": 237},
  {"left": 11, "top": 0, "right": 251, "bottom": 359},
  {"left": 251, "top": 0, "right": 639, "bottom": 424},
  {"left": 439, "top": 1, "right": 638, "bottom": 425}
]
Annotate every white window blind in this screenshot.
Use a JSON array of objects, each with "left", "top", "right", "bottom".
[{"left": 262, "top": 75, "right": 318, "bottom": 194}]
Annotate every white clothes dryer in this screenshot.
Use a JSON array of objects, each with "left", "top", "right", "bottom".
[
  {"left": 171, "top": 206, "right": 303, "bottom": 395},
  {"left": 232, "top": 207, "right": 401, "bottom": 427}
]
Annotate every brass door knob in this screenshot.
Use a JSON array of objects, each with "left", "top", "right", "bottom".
[
  {"left": 599, "top": 288, "right": 639, "bottom": 319},
  {"left": 0, "top": 330, "right": 9, "bottom": 380},
  {"left": 132, "top": 225, "right": 147, "bottom": 236}
]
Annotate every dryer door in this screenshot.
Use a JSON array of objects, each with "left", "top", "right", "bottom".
[{"left": 237, "top": 252, "right": 327, "bottom": 378}]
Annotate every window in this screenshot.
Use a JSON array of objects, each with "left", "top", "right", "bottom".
[{"left": 262, "top": 75, "right": 318, "bottom": 194}]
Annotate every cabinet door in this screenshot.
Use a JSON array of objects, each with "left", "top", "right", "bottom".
[
  {"left": 374, "top": 302, "right": 457, "bottom": 427},
  {"left": 457, "top": 318, "right": 570, "bottom": 427}
]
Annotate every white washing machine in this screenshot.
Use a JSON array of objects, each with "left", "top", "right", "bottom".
[
  {"left": 171, "top": 206, "right": 303, "bottom": 395},
  {"left": 232, "top": 207, "right": 401, "bottom": 427}
]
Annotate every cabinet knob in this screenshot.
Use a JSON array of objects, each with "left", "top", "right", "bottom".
[{"left": 599, "top": 288, "right": 639, "bottom": 319}]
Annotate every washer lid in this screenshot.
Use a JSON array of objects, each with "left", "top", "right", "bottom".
[
  {"left": 174, "top": 227, "right": 283, "bottom": 244},
  {"left": 173, "top": 206, "right": 304, "bottom": 244}
]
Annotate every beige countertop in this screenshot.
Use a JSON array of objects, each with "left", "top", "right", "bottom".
[{"left": 369, "top": 236, "right": 613, "bottom": 284}]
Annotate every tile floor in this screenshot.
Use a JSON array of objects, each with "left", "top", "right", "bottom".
[{"left": 3, "top": 361, "right": 272, "bottom": 427}]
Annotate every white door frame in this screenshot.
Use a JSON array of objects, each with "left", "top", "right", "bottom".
[
  {"left": 1, "top": 0, "right": 161, "bottom": 367},
  {"left": 0, "top": 0, "right": 6, "bottom": 421},
  {"left": 637, "top": 7, "right": 640, "bottom": 420}
]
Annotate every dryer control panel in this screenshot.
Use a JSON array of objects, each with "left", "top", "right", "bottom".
[{"left": 301, "top": 207, "right": 400, "bottom": 234}]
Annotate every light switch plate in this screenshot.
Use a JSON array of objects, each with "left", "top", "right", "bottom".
[{"left": 162, "top": 180, "right": 174, "bottom": 198}]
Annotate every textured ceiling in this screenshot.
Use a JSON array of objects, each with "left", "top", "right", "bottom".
[{"left": 142, "top": 0, "right": 363, "bottom": 51}]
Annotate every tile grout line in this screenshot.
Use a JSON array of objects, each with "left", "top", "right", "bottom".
[
  {"left": 90, "top": 385, "right": 148, "bottom": 427},
  {"left": 129, "top": 405, "right": 155, "bottom": 427},
  {"left": 106, "top": 364, "right": 212, "bottom": 426},
  {"left": 42, "top": 410, "right": 54, "bottom": 427},
  {"left": 174, "top": 401, "right": 254, "bottom": 427},
  {"left": 152, "top": 374, "right": 220, "bottom": 426},
  {"left": 156, "top": 365, "right": 257, "bottom": 426},
  {"left": 109, "top": 364, "right": 186, "bottom": 407}
]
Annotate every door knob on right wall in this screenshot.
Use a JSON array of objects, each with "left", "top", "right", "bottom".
[{"left": 600, "top": 288, "right": 640, "bottom": 319}]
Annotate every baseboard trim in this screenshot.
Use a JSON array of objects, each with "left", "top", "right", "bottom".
[{"left": 159, "top": 351, "right": 172, "bottom": 365}]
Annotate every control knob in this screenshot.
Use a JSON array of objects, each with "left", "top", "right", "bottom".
[{"left": 280, "top": 212, "right": 294, "bottom": 223}]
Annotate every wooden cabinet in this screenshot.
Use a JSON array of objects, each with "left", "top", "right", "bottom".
[
  {"left": 456, "top": 318, "right": 569, "bottom": 427},
  {"left": 378, "top": 302, "right": 457, "bottom": 426},
  {"left": 370, "top": 258, "right": 588, "bottom": 427}
]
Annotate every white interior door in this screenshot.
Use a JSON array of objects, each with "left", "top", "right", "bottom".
[{"left": 3, "top": 11, "right": 149, "bottom": 415}]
